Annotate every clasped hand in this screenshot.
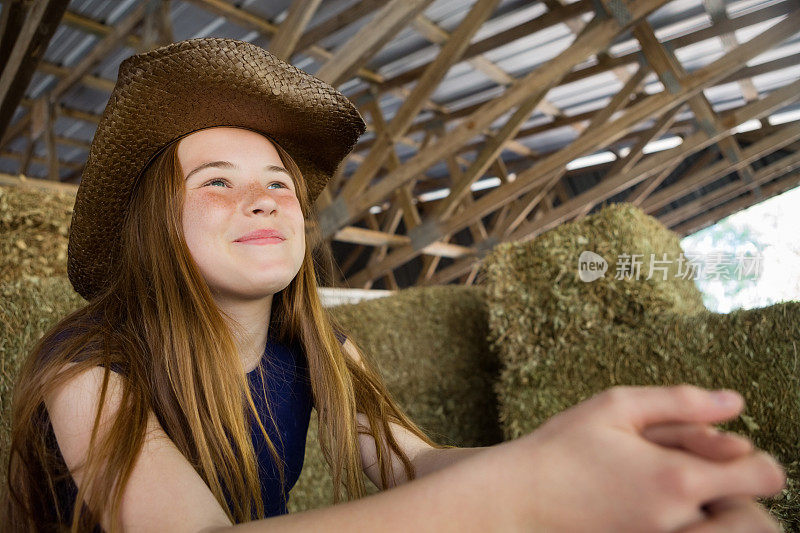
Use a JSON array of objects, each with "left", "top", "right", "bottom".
[{"left": 480, "top": 385, "right": 786, "bottom": 532}]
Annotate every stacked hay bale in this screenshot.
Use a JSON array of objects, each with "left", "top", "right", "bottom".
[
  {"left": 289, "top": 285, "right": 502, "bottom": 511},
  {"left": 0, "top": 185, "right": 84, "bottom": 501},
  {"left": 0, "top": 185, "right": 74, "bottom": 283},
  {"left": 0, "top": 279, "right": 86, "bottom": 502},
  {"left": 482, "top": 203, "right": 799, "bottom": 529}
]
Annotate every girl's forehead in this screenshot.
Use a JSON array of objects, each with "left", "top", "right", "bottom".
[{"left": 178, "top": 127, "right": 283, "bottom": 167}]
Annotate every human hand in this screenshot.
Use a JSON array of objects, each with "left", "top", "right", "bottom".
[
  {"left": 643, "top": 420, "right": 753, "bottom": 462},
  {"left": 481, "top": 385, "right": 785, "bottom": 532},
  {"left": 642, "top": 399, "right": 782, "bottom": 532}
]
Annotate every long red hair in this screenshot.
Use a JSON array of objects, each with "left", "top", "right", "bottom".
[{"left": 3, "top": 132, "right": 443, "bottom": 531}]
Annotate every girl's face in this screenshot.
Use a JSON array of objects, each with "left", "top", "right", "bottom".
[{"left": 178, "top": 127, "right": 306, "bottom": 301}]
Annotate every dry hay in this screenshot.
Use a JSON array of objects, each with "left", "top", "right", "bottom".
[
  {"left": 483, "top": 203, "right": 799, "bottom": 530},
  {"left": 0, "top": 184, "right": 80, "bottom": 500},
  {"left": 0, "top": 185, "right": 75, "bottom": 284},
  {"left": 331, "top": 284, "right": 501, "bottom": 447},
  {"left": 0, "top": 276, "right": 87, "bottom": 501},
  {"left": 289, "top": 284, "right": 502, "bottom": 512},
  {"left": 287, "top": 412, "right": 380, "bottom": 513}
]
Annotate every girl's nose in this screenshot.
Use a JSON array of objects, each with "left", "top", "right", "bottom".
[{"left": 243, "top": 183, "right": 278, "bottom": 215}]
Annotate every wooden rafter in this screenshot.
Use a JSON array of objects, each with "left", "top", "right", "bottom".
[
  {"left": 671, "top": 168, "right": 800, "bottom": 236},
  {"left": 344, "top": 10, "right": 800, "bottom": 287},
  {"left": 0, "top": 0, "right": 69, "bottom": 145},
  {"left": 320, "top": 0, "right": 675, "bottom": 240},
  {"left": 267, "top": 0, "right": 322, "bottom": 61},
  {"left": 2, "top": 0, "right": 799, "bottom": 291},
  {"left": 315, "top": 0, "right": 435, "bottom": 87},
  {"left": 0, "top": 2, "right": 148, "bottom": 151},
  {"left": 326, "top": 0, "right": 501, "bottom": 204}
]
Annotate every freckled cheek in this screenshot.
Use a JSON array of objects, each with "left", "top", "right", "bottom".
[
  {"left": 272, "top": 196, "right": 302, "bottom": 228},
  {"left": 182, "top": 194, "right": 238, "bottom": 245}
]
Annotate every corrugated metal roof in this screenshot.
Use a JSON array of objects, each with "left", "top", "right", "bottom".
[{"left": 1, "top": 0, "right": 798, "bottom": 258}]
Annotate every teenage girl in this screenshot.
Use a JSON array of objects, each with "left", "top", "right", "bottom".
[{"left": 3, "top": 38, "right": 784, "bottom": 532}]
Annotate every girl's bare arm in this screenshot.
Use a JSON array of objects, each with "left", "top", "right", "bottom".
[
  {"left": 46, "top": 364, "right": 501, "bottom": 533},
  {"left": 48, "top": 364, "right": 784, "bottom": 532}
]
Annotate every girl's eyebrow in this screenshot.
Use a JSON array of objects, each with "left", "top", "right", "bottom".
[{"left": 184, "top": 161, "right": 290, "bottom": 181}]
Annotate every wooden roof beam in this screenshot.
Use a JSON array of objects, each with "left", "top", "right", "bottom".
[
  {"left": 407, "top": 86, "right": 792, "bottom": 216},
  {"left": 333, "top": 226, "right": 474, "bottom": 258},
  {"left": 626, "top": 147, "right": 717, "bottom": 206},
  {"left": 541, "top": 0, "right": 630, "bottom": 136},
  {"left": 316, "top": 0, "right": 435, "bottom": 87},
  {"left": 513, "top": 113, "right": 800, "bottom": 245},
  {"left": 182, "top": 0, "right": 385, "bottom": 84},
  {"left": 36, "top": 60, "right": 116, "bottom": 92},
  {"left": 0, "top": 0, "right": 69, "bottom": 143},
  {"left": 360, "top": 96, "right": 423, "bottom": 231},
  {"left": 351, "top": 0, "right": 594, "bottom": 97},
  {"left": 559, "top": 0, "right": 796, "bottom": 88},
  {"left": 425, "top": 254, "right": 477, "bottom": 286},
  {"left": 584, "top": 62, "right": 649, "bottom": 132},
  {"left": 361, "top": 207, "right": 404, "bottom": 289},
  {"left": 493, "top": 87, "right": 669, "bottom": 237},
  {"left": 421, "top": 125, "right": 800, "bottom": 284},
  {"left": 0, "top": 2, "right": 147, "bottom": 150},
  {"left": 659, "top": 148, "right": 800, "bottom": 227},
  {"left": 464, "top": 12, "right": 800, "bottom": 243},
  {"left": 406, "top": 6, "right": 574, "bottom": 215},
  {"left": 430, "top": 84, "right": 555, "bottom": 221},
  {"left": 349, "top": 46, "right": 796, "bottom": 161},
  {"left": 140, "top": 0, "right": 174, "bottom": 51},
  {"left": 342, "top": 0, "right": 677, "bottom": 286},
  {"left": 573, "top": 104, "right": 683, "bottom": 219},
  {"left": 361, "top": 212, "right": 398, "bottom": 290},
  {"left": 60, "top": 9, "right": 142, "bottom": 49},
  {"left": 323, "top": 0, "right": 673, "bottom": 242},
  {"left": 295, "top": 0, "right": 386, "bottom": 54},
  {"left": 329, "top": 0, "right": 500, "bottom": 202},
  {"left": 355, "top": 0, "right": 792, "bottom": 133},
  {"left": 268, "top": 0, "right": 323, "bottom": 61},
  {"left": 670, "top": 169, "right": 800, "bottom": 236},
  {"left": 0, "top": 149, "right": 83, "bottom": 172},
  {"left": 702, "top": 0, "right": 760, "bottom": 103},
  {"left": 366, "top": 60, "right": 800, "bottom": 288},
  {"left": 641, "top": 120, "right": 800, "bottom": 214},
  {"left": 633, "top": 21, "right": 764, "bottom": 201}
]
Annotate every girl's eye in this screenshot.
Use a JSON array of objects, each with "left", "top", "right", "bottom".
[{"left": 202, "top": 179, "right": 290, "bottom": 190}]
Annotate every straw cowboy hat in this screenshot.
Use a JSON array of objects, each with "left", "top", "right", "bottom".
[{"left": 67, "top": 37, "right": 366, "bottom": 301}]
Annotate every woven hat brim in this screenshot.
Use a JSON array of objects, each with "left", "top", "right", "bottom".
[{"left": 68, "top": 38, "right": 366, "bottom": 301}]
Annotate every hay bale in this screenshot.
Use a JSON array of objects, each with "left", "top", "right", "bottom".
[
  {"left": 0, "top": 184, "right": 80, "bottom": 500},
  {"left": 332, "top": 284, "right": 501, "bottom": 448},
  {"left": 287, "top": 413, "right": 379, "bottom": 513},
  {"left": 483, "top": 203, "right": 799, "bottom": 530},
  {"left": 483, "top": 203, "right": 703, "bottom": 363},
  {"left": 289, "top": 284, "right": 502, "bottom": 512},
  {"left": 0, "top": 185, "right": 74, "bottom": 283},
  {"left": 0, "top": 276, "right": 86, "bottom": 500}
]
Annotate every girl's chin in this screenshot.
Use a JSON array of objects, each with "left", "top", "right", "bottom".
[{"left": 209, "top": 275, "right": 297, "bottom": 295}]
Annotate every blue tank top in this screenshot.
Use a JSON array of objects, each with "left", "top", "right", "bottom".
[
  {"left": 233, "top": 330, "right": 315, "bottom": 519},
  {"left": 42, "top": 327, "right": 346, "bottom": 526}
]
